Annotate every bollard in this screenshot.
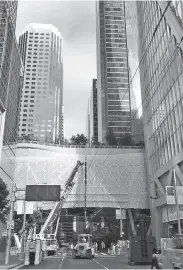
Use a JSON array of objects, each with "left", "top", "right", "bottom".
[
  {"left": 42, "top": 241, "right": 46, "bottom": 261},
  {"left": 24, "top": 241, "right": 30, "bottom": 265},
  {"left": 35, "top": 239, "right": 41, "bottom": 265}
]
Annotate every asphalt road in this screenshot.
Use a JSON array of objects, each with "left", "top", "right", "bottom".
[{"left": 20, "top": 254, "right": 150, "bottom": 269}]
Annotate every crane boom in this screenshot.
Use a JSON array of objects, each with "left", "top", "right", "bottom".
[{"left": 39, "top": 160, "right": 84, "bottom": 235}]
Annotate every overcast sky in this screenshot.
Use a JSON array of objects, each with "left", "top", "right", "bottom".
[{"left": 16, "top": 1, "right": 97, "bottom": 139}]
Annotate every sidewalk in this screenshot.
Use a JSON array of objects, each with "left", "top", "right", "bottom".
[{"left": 0, "top": 255, "right": 24, "bottom": 269}]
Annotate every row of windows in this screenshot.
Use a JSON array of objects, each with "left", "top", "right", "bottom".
[
  {"left": 107, "top": 57, "right": 127, "bottom": 62},
  {"left": 105, "top": 2, "right": 123, "bottom": 8},
  {"left": 106, "top": 34, "right": 125, "bottom": 38},
  {"left": 107, "top": 67, "right": 127, "bottom": 72},
  {"left": 106, "top": 38, "right": 126, "bottom": 43},
  {"left": 106, "top": 29, "right": 125, "bottom": 34},
  {"left": 105, "top": 24, "right": 125, "bottom": 29},
  {"left": 29, "top": 40, "right": 49, "bottom": 44},
  {"left": 105, "top": 8, "right": 123, "bottom": 12},
  {"left": 107, "top": 72, "right": 128, "bottom": 78},
  {"left": 29, "top": 32, "right": 50, "bottom": 36},
  {"left": 107, "top": 83, "right": 128, "bottom": 88},
  {"left": 28, "top": 44, "right": 50, "bottom": 48},
  {"left": 106, "top": 47, "right": 126, "bottom": 53},
  {"left": 107, "top": 78, "right": 128, "bottom": 83},
  {"left": 105, "top": 16, "right": 123, "bottom": 20}
]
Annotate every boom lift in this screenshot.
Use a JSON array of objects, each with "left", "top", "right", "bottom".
[
  {"left": 26, "top": 160, "right": 84, "bottom": 261},
  {"left": 39, "top": 160, "right": 84, "bottom": 237}
]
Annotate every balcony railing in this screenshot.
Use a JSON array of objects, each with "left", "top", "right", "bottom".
[{"left": 6, "top": 140, "right": 144, "bottom": 150}]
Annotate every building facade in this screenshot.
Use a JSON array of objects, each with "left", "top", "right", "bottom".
[
  {"left": 136, "top": 1, "right": 183, "bottom": 244},
  {"left": 89, "top": 79, "right": 98, "bottom": 144},
  {"left": 86, "top": 100, "right": 90, "bottom": 143},
  {"left": 0, "top": 0, "right": 23, "bottom": 148},
  {"left": 96, "top": 0, "right": 131, "bottom": 143},
  {"left": 18, "top": 24, "right": 63, "bottom": 143}
]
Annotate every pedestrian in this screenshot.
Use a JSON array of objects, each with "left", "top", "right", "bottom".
[
  {"left": 112, "top": 243, "right": 115, "bottom": 255},
  {"left": 95, "top": 242, "right": 98, "bottom": 252},
  {"left": 102, "top": 241, "right": 105, "bottom": 251}
]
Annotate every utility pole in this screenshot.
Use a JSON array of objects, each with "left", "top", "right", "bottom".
[
  {"left": 173, "top": 167, "right": 181, "bottom": 235},
  {"left": 5, "top": 183, "right": 16, "bottom": 265},
  {"left": 20, "top": 199, "right": 26, "bottom": 254},
  {"left": 84, "top": 155, "right": 87, "bottom": 229},
  {"left": 120, "top": 209, "right": 123, "bottom": 238}
]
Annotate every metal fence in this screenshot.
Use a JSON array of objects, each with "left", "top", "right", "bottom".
[{"left": 10, "top": 140, "right": 144, "bottom": 150}]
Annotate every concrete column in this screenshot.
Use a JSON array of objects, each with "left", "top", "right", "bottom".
[{"left": 154, "top": 207, "right": 162, "bottom": 247}]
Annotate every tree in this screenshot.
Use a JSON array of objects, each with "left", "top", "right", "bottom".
[
  {"left": 118, "top": 133, "right": 135, "bottom": 146},
  {"left": 63, "top": 138, "right": 70, "bottom": 145},
  {"left": 29, "top": 210, "right": 43, "bottom": 233},
  {"left": 0, "top": 179, "right": 10, "bottom": 223},
  {"left": 70, "top": 134, "right": 88, "bottom": 145},
  {"left": 106, "top": 129, "right": 118, "bottom": 146},
  {"left": 91, "top": 137, "right": 101, "bottom": 146}
]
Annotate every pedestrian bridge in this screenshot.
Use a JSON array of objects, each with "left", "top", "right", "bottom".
[{"left": 1, "top": 143, "right": 149, "bottom": 209}]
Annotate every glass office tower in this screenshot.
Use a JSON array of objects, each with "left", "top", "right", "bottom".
[{"left": 96, "top": 0, "right": 131, "bottom": 143}]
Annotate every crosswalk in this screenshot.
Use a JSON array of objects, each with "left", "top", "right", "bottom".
[
  {"left": 58, "top": 251, "right": 116, "bottom": 258},
  {"left": 95, "top": 252, "right": 116, "bottom": 258}
]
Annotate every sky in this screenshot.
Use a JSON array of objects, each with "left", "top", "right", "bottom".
[{"left": 16, "top": 1, "right": 97, "bottom": 139}]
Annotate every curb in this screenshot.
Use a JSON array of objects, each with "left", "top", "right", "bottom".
[{"left": 8, "top": 262, "right": 24, "bottom": 269}]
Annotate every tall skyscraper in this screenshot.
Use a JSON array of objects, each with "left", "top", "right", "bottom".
[
  {"left": 96, "top": 0, "right": 131, "bottom": 144},
  {"left": 86, "top": 100, "right": 90, "bottom": 144},
  {"left": 0, "top": 0, "right": 23, "bottom": 146},
  {"left": 18, "top": 24, "right": 63, "bottom": 143},
  {"left": 136, "top": 1, "right": 183, "bottom": 245},
  {"left": 89, "top": 79, "right": 98, "bottom": 144}
]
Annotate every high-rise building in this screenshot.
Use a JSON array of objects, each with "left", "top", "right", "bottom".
[
  {"left": 61, "top": 105, "right": 64, "bottom": 142},
  {"left": 0, "top": 0, "right": 23, "bottom": 147},
  {"left": 86, "top": 100, "right": 90, "bottom": 143},
  {"left": 96, "top": 0, "right": 131, "bottom": 143},
  {"left": 18, "top": 24, "right": 63, "bottom": 143},
  {"left": 89, "top": 79, "right": 98, "bottom": 144},
  {"left": 131, "top": 116, "right": 144, "bottom": 145},
  {"left": 136, "top": 1, "right": 183, "bottom": 244}
]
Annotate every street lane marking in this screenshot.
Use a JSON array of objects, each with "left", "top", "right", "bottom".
[
  {"left": 93, "top": 258, "right": 109, "bottom": 269},
  {"left": 100, "top": 253, "right": 107, "bottom": 255},
  {"left": 59, "top": 256, "right": 65, "bottom": 269}
]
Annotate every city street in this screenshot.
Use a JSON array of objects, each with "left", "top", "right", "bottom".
[{"left": 20, "top": 254, "right": 150, "bottom": 269}]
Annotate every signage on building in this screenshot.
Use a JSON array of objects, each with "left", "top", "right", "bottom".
[
  {"left": 116, "top": 209, "right": 126, "bottom": 219},
  {"left": 162, "top": 205, "right": 183, "bottom": 223},
  {"left": 25, "top": 185, "right": 60, "bottom": 201},
  {"left": 166, "top": 186, "right": 183, "bottom": 204}
]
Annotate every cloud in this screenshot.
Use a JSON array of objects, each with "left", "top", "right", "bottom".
[{"left": 16, "top": 1, "right": 96, "bottom": 138}]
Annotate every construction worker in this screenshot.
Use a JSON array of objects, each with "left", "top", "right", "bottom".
[
  {"left": 82, "top": 237, "right": 86, "bottom": 243},
  {"left": 101, "top": 241, "right": 105, "bottom": 251}
]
